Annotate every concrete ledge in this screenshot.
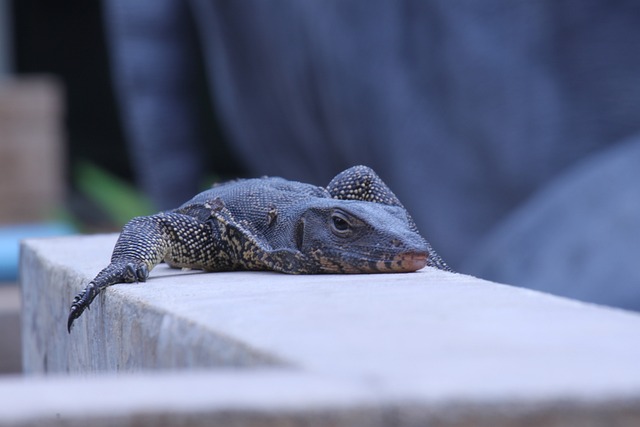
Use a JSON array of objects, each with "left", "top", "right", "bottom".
[
  {"left": 15, "top": 234, "right": 640, "bottom": 426},
  {"left": 2, "top": 370, "right": 639, "bottom": 427},
  {"left": 21, "top": 235, "right": 283, "bottom": 373}
]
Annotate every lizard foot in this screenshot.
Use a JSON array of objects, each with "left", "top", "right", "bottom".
[
  {"left": 67, "top": 282, "right": 99, "bottom": 333},
  {"left": 67, "top": 262, "right": 150, "bottom": 333},
  {"left": 123, "top": 262, "right": 149, "bottom": 283}
]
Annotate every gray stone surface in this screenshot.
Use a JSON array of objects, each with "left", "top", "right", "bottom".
[
  {"left": 0, "top": 285, "right": 21, "bottom": 374},
  {"left": 1, "top": 370, "right": 639, "bottom": 427},
  {"left": 13, "top": 234, "right": 640, "bottom": 426},
  {"left": 20, "top": 235, "right": 283, "bottom": 373}
]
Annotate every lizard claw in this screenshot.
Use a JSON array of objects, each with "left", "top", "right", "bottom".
[
  {"left": 124, "top": 262, "right": 148, "bottom": 283},
  {"left": 67, "top": 307, "right": 79, "bottom": 333},
  {"left": 67, "top": 283, "right": 99, "bottom": 333},
  {"left": 67, "top": 261, "right": 149, "bottom": 332}
]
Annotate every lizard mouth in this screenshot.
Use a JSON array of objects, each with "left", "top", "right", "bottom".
[
  {"left": 396, "top": 252, "right": 428, "bottom": 272},
  {"left": 367, "top": 251, "right": 427, "bottom": 273},
  {"left": 313, "top": 249, "right": 429, "bottom": 274}
]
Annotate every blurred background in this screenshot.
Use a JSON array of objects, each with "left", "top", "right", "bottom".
[{"left": 2, "top": 0, "right": 640, "bottom": 373}]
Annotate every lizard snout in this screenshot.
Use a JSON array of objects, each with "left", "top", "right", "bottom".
[{"left": 396, "top": 251, "right": 428, "bottom": 272}]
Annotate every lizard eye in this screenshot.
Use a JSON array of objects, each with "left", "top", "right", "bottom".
[{"left": 330, "top": 211, "right": 352, "bottom": 236}]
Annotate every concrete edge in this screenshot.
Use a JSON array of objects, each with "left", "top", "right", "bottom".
[
  {"left": 1, "top": 370, "right": 639, "bottom": 427},
  {"left": 19, "top": 237, "right": 289, "bottom": 373}
]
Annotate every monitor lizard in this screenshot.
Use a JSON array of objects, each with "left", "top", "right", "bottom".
[{"left": 67, "top": 165, "right": 450, "bottom": 332}]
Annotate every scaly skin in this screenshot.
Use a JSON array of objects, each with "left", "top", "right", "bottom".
[{"left": 68, "top": 165, "right": 450, "bottom": 332}]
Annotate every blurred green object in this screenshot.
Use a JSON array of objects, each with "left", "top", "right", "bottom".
[{"left": 75, "top": 161, "right": 154, "bottom": 227}]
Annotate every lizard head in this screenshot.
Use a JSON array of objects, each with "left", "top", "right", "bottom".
[{"left": 293, "top": 200, "right": 429, "bottom": 273}]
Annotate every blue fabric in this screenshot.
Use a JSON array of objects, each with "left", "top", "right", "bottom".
[
  {"left": 103, "top": 0, "right": 204, "bottom": 211},
  {"left": 103, "top": 0, "right": 640, "bottom": 310},
  {"left": 0, "top": 223, "right": 75, "bottom": 281},
  {"left": 463, "top": 137, "right": 640, "bottom": 311}
]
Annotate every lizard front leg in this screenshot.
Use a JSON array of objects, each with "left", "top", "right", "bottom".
[{"left": 67, "top": 213, "right": 211, "bottom": 332}]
